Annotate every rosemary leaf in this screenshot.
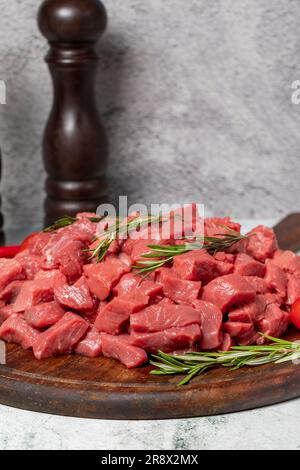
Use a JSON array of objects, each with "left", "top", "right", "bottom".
[{"left": 150, "top": 335, "right": 300, "bottom": 386}]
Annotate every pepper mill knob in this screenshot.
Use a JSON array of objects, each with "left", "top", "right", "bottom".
[
  {"left": 38, "top": 0, "right": 109, "bottom": 226},
  {"left": 38, "top": 0, "right": 107, "bottom": 43}
]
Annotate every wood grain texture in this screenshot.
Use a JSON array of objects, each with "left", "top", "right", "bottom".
[
  {"left": 38, "top": 0, "right": 109, "bottom": 226},
  {"left": 0, "top": 216, "right": 299, "bottom": 420}
]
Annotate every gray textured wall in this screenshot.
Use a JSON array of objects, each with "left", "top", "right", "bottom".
[{"left": 0, "top": 0, "right": 300, "bottom": 230}]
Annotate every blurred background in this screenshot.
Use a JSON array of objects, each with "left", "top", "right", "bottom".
[{"left": 0, "top": 0, "right": 299, "bottom": 231}]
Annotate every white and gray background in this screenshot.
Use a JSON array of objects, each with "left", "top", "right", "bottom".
[{"left": 0, "top": 0, "right": 300, "bottom": 230}]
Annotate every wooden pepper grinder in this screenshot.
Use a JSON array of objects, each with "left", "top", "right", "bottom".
[{"left": 38, "top": 0, "right": 109, "bottom": 226}]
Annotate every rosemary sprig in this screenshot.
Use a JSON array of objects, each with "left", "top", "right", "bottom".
[
  {"left": 44, "top": 215, "right": 104, "bottom": 232},
  {"left": 87, "top": 214, "right": 165, "bottom": 262},
  {"left": 150, "top": 335, "right": 300, "bottom": 386},
  {"left": 134, "top": 228, "right": 246, "bottom": 274}
]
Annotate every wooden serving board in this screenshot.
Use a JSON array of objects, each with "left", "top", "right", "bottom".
[{"left": 0, "top": 214, "right": 300, "bottom": 420}]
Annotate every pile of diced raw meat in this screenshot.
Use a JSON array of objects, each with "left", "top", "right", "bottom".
[{"left": 0, "top": 209, "right": 299, "bottom": 369}]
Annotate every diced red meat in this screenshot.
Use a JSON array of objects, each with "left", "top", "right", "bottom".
[
  {"left": 246, "top": 225, "right": 278, "bottom": 261},
  {"left": 159, "top": 269, "right": 201, "bottom": 304},
  {"left": 191, "top": 300, "right": 222, "bottom": 349},
  {"left": 130, "top": 302, "right": 201, "bottom": 333},
  {"left": 54, "top": 276, "right": 94, "bottom": 313},
  {"left": 95, "top": 292, "right": 149, "bottom": 335},
  {"left": 263, "top": 292, "right": 283, "bottom": 307},
  {"left": 214, "top": 252, "right": 235, "bottom": 264},
  {"left": 113, "top": 273, "right": 140, "bottom": 296},
  {"left": 219, "top": 332, "right": 235, "bottom": 351},
  {"left": 118, "top": 252, "right": 132, "bottom": 268},
  {"left": 202, "top": 274, "right": 256, "bottom": 313},
  {"left": 15, "top": 253, "right": 43, "bottom": 280},
  {"left": 286, "top": 275, "right": 300, "bottom": 306},
  {"left": 264, "top": 262, "right": 287, "bottom": 298},
  {"left": 223, "top": 321, "right": 256, "bottom": 338},
  {"left": 237, "top": 324, "right": 259, "bottom": 346},
  {"left": 204, "top": 217, "right": 241, "bottom": 237},
  {"left": 271, "top": 250, "right": 300, "bottom": 277},
  {"left": 234, "top": 253, "right": 266, "bottom": 277},
  {"left": 243, "top": 276, "right": 269, "bottom": 294},
  {"left": 32, "top": 312, "right": 89, "bottom": 360},
  {"left": 28, "top": 232, "right": 53, "bottom": 256},
  {"left": 0, "top": 313, "right": 39, "bottom": 349},
  {"left": 257, "top": 304, "right": 290, "bottom": 340},
  {"left": 74, "top": 327, "right": 103, "bottom": 357},
  {"left": 0, "top": 305, "right": 14, "bottom": 325},
  {"left": 228, "top": 295, "right": 266, "bottom": 323},
  {"left": 0, "top": 280, "right": 23, "bottom": 303},
  {"left": 215, "top": 260, "right": 234, "bottom": 276},
  {"left": 130, "top": 239, "right": 165, "bottom": 264},
  {"left": 130, "top": 324, "right": 201, "bottom": 354},
  {"left": 113, "top": 273, "right": 162, "bottom": 300},
  {"left": 24, "top": 301, "right": 65, "bottom": 329},
  {"left": 101, "top": 333, "right": 148, "bottom": 368},
  {"left": 13, "top": 270, "right": 67, "bottom": 313},
  {"left": 0, "top": 258, "right": 25, "bottom": 291},
  {"left": 173, "top": 249, "right": 219, "bottom": 283},
  {"left": 83, "top": 256, "right": 130, "bottom": 300}
]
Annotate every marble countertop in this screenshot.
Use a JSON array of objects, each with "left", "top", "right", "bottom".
[{"left": 1, "top": 218, "right": 300, "bottom": 450}]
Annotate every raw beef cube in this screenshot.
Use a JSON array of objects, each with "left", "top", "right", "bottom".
[
  {"left": 130, "top": 324, "right": 201, "bottom": 354},
  {"left": 262, "top": 293, "right": 283, "bottom": 307},
  {"left": 219, "top": 332, "right": 235, "bottom": 351},
  {"left": 113, "top": 274, "right": 162, "bottom": 300},
  {"left": 214, "top": 252, "right": 235, "bottom": 264},
  {"left": 0, "top": 258, "right": 25, "bottom": 291},
  {"left": 264, "top": 263, "right": 287, "bottom": 298},
  {"left": 74, "top": 327, "right": 103, "bottom": 357},
  {"left": 130, "top": 302, "right": 201, "bottom": 333},
  {"left": 83, "top": 256, "right": 130, "bottom": 300},
  {"left": 15, "top": 253, "right": 43, "bottom": 280},
  {"left": 34, "top": 270, "right": 66, "bottom": 285},
  {"left": 28, "top": 232, "right": 53, "bottom": 256},
  {"left": 130, "top": 239, "right": 163, "bottom": 263},
  {"left": 55, "top": 240, "right": 86, "bottom": 283},
  {"left": 95, "top": 292, "right": 149, "bottom": 335},
  {"left": 257, "top": 304, "right": 290, "bottom": 339},
  {"left": 202, "top": 274, "right": 255, "bottom": 313},
  {"left": 234, "top": 253, "right": 266, "bottom": 277},
  {"left": 223, "top": 321, "right": 256, "bottom": 338},
  {"left": 243, "top": 276, "right": 269, "bottom": 294},
  {"left": 246, "top": 225, "right": 278, "bottom": 261},
  {"left": 24, "top": 301, "right": 65, "bottom": 329},
  {"left": 215, "top": 260, "right": 234, "bottom": 276},
  {"left": 32, "top": 312, "right": 89, "bottom": 360},
  {"left": 236, "top": 325, "right": 259, "bottom": 346},
  {"left": 54, "top": 276, "right": 94, "bottom": 313},
  {"left": 13, "top": 270, "right": 66, "bottom": 313},
  {"left": 118, "top": 252, "right": 132, "bottom": 268},
  {"left": 271, "top": 250, "right": 300, "bottom": 277},
  {"left": 191, "top": 300, "right": 222, "bottom": 349},
  {"left": 0, "top": 305, "right": 14, "bottom": 325},
  {"left": 159, "top": 269, "right": 201, "bottom": 304},
  {"left": 286, "top": 275, "right": 300, "bottom": 306},
  {"left": 101, "top": 333, "right": 148, "bottom": 369},
  {"left": 0, "top": 280, "right": 23, "bottom": 303},
  {"left": 0, "top": 313, "right": 39, "bottom": 349},
  {"left": 173, "top": 249, "right": 218, "bottom": 283},
  {"left": 204, "top": 217, "right": 241, "bottom": 237},
  {"left": 228, "top": 296, "right": 266, "bottom": 323}
]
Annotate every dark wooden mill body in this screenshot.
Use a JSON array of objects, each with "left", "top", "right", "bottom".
[{"left": 38, "top": 0, "right": 109, "bottom": 226}]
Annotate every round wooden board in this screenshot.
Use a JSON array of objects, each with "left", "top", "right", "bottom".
[
  {"left": 0, "top": 215, "right": 299, "bottom": 419},
  {"left": 0, "top": 329, "right": 300, "bottom": 420}
]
